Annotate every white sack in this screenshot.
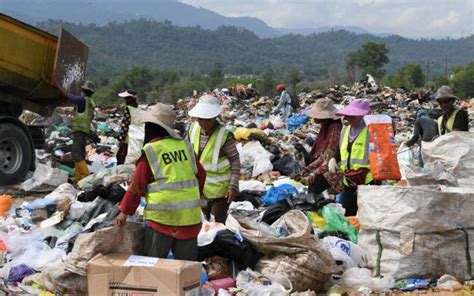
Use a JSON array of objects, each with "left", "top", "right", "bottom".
[{"left": 19, "top": 163, "right": 68, "bottom": 192}]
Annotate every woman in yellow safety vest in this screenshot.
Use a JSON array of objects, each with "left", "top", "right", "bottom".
[
  {"left": 435, "top": 85, "right": 469, "bottom": 135},
  {"left": 335, "top": 99, "right": 376, "bottom": 216},
  {"left": 187, "top": 95, "right": 241, "bottom": 223}
]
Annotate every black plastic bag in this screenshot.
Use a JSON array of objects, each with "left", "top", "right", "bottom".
[
  {"left": 271, "top": 154, "right": 302, "bottom": 177},
  {"left": 198, "top": 230, "right": 262, "bottom": 270}
]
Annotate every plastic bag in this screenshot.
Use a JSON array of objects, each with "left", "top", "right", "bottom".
[
  {"left": 320, "top": 205, "right": 358, "bottom": 243},
  {"left": 272, "top": 155, "right": 302, "bottom": 177},
  {"left": 236, "top": 268, "right": 291, "bottom": 296},
  {"left": 364, "top": 115, "right": 401, "bottom": 180},
  {"left": 198, "top": 221, "right": 227, "bottom": 247},
  {"left": 261, "top": 184, "right": 298, "bottom": 206},
  {"left": 323, "top": 236, "right": 367, "bottom": 273},
  {"left": 19, "top": 163, "right": 68, "bottom": 192},
  {"left": 339, "top": 268, "right": 395, "bottom": 292},
  {"left": 269, "top": 115, "right": 285, "bottom": 129},
  {"left": 397, "top": 143, "right": 415, "bottom": 179},
  {"left": 7, "top": 264, "right": 35, "bottom": 285},
  {"left": 234, "top": 127, "right": 265, "bottom": 142},
  {"left": 125, "top": 124, "right": 144, "bottom": 165},
  {"left": 238, "top": 141, "right": 273, "bottom": 177},
  {"left": 0, "top": 195, "right": 13, "bottom": 217},
  {"left": 287, "top": 115, "right": 309, "bottom": 132}
]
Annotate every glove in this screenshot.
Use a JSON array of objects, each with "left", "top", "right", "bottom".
[{"left": 328, "top": 158, "right": 338, "bottom": 174}]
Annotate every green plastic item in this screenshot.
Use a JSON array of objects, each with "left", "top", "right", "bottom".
[
  {"left": 59, "top": 164, "right": 75, "bottom": 177},
  {"left": 320, "top": 205, "right": 358, "bottom": 243}
]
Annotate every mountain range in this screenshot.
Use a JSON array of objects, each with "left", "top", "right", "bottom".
[{"left": 0, "top": 0, "right": 375, "bottom": 38}]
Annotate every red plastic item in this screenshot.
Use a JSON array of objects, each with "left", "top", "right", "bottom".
[{"left": 209, "top": 277, "right": 236, "bottom": 293}]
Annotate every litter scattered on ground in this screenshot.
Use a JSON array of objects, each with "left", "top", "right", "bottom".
[{"left": 1, "top": 79, "right": 474, "bottom": 295}]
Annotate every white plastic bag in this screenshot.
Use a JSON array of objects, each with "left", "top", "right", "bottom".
[
  {"left": 339, "top": 267, "right": 395, "bottom": 292},
  {"left": 125, "top": 124, "right": 145, "bottom": 165},
  {"left": 238, "top": 141, "right": 273, "bottom": 177},
  {"left": 19, "top": 163, "right": 68, "bottom": 192},
  {"left": 323, "top": 236, "right": 367, "bottom": 273},
  {"left": 397, "top": 143, "right": 414, "bottom": 179},
  {"left": 197, "top": 221, "right": 227, "bottom": 247}
]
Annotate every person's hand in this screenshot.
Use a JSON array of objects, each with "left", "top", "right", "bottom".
[
  {"left": 307, "top": 173, "right": 316, "bottom": 184},
  {"left": 328, "top": 158, "right": 338, "bottom": 174},
  {"left": 226, "top": 189, "right": 237, "bottom": 204},
  {"left": 115, "top": 212, "right": 128, "bottom": 227}
]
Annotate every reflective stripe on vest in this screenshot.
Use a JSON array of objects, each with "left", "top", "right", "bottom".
[
  {"left": 340, "top": 125, "right": 373, "bottom": 185},
  {"left": 143, "top": 138, "right": 200, "bottom": 226},
  {"left": 437, "top": 108, "right": 459, "bottom": 135},
  {"left": 72, "top": 97, "right": 96, "bottom": 133},
  {"left": 190, "top": 122, "right": 231, "bottom": 199}
]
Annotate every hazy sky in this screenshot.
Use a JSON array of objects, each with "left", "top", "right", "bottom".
[{"left": 179, "top": 0, "right": 473, "bottom": 38}]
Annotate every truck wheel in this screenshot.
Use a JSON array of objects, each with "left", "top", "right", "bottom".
[{"left": 0, "top": 123, "right": 32, "bottom": 186}]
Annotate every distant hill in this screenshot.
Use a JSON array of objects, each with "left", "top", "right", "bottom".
[
  {"left": 35, "top": 19, "right": 474, "bottom": 80},
  {"left": 0, "top": 0, "right": 378, "bottom": 38}
]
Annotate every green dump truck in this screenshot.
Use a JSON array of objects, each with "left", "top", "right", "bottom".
[{"left": 0, "top": 13, "right": 89, "bottom": 185}]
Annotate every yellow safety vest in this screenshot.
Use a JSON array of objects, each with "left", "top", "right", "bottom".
[
  {"left": 189, "top": 122, "right": 231, "bottom": 199},
  {"left": 143, "top": 138, "right": 201, "bottom": 226},
  {"left": 72, "top": 97, "right": 96, "bottom": 133},
  {"left": 437, "top": 109, "right": 459, "bottom": 135},
  {"left": 340, "top": 126, "right": 373, "bottom": 186}
]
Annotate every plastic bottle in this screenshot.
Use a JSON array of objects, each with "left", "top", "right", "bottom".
[{"left": 201, "top": 283, "right": 215, "bottom": 296}]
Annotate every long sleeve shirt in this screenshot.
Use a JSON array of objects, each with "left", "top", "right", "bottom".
[
  {"left": 119, "top": 137, "right": 206, "bottom": 239},
  {"left": 406, "top": 117, "right": 438, "bottom": 146},
  {"left": 197, "top": 129, "right": 240, "bottom": 193},
  {"left": 274, "top": 91, "right": 292, "bottom": 121}
]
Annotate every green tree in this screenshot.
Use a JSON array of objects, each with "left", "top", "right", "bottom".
[
  {"left": 451, "top": 61, "right": 474, "bottom": 99},
  {"left": 287, "top": 67, "right": 302, "bottom": 96},
  {"left": 208, "top": 63, "right": 224, "bottom": 88},
  {"left": 385, "top": 64, "right": 425, "bottom": 89},
  {"left": 109, "top": 65, "right": 154, "bottom": 99},
  {"left": 347, "top": 41, "right": 390, "bottom": 80},
  {"left": 260, "top": 67, "right": 275, "bottom": 97},
  {"left": 434, "top": 76, "right": 450, "bottom": 89}
]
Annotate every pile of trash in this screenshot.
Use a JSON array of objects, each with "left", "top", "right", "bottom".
[{"left": 1, "top": 78, "right": 474, "bottom": 295}]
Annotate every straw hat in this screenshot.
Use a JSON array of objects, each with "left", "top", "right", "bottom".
[
  {"left": 139, "top": 103, "right": 181, "bottom": 139},
  {"left": 306, "top": 98, "right": 340, "bottom": 120},
  {"left": 118, "top": 90, "right": 137, "bottom": 98},
  {"left": 435, "top": 85, "right": 459, "bottom": 101},
  {"left": 188, "top": 95, "right": 221, "bottom": 119}
]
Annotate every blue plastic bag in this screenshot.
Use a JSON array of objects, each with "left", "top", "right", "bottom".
[
  {"left": 287, "top": 115, "right": 309, "bottom": 132},
  {"left": 261, "top": 184, "right": 298, "bottom": 206}
]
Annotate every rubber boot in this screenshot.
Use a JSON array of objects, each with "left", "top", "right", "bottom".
[{"left": 74, "top": 160, "right": 89, "bottom": 182}]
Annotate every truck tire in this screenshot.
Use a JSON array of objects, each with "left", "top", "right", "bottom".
[{"left": 0, "top": 123, "right": 32, "bottom": 186}]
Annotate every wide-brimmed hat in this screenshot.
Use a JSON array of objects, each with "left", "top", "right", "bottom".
[
  {"left": 336, "top": 99, "right": 371, "bottom": 117},
  {"left": 188, "top": 95, "right": 221, "bottom": 119},
  {"left": 139, "top": 103, "right": 181, "bottom": 139},
  {"left": 118, "top": 90, "right": 137, "bottom": 98},
  {"left": 80, "top": 80, "right": 95, "bottom": 92},
  {"left": 306, "top": 98, "right": 340, "bottom": 120},
  {"left": 435, "top": 85, "right": 459, "bottom": 101}
]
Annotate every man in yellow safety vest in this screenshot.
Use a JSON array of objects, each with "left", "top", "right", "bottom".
[
  {"left": 68, "top": 80, "right": 96, "bottom": 182},
  {"left": 435, "top": 85, "right": 469, "bottom": 135},
  {"left": 116, "top": 103, "right": 206, "bottom": 260}
]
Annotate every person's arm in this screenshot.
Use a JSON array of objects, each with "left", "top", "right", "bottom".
[
  {"left": 453, "top": 109, "right": 469, "bottom": 131},
  {"left": 195, "top": 159, "right": 206, "bottom": 196},
  {"left": 221, "top": 133, "right": 240, "bottom": 202},
  {"left": 67, "top": 95, "right": 86, "bottom": 112},
  {"left": 406, "top": 119, "right": 421, "bottom": 146},
  {"left": 118, "top": 155, "right": 152, "bottom": 218}
]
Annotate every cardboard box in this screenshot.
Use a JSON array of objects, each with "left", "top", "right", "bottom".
[{"left": 88, "top": 253, "right": 202, "bottom": 296}]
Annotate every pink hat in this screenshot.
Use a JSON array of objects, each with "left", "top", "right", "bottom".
[{"left": 336, "top": 99, "right": 371, "bottom": 117}]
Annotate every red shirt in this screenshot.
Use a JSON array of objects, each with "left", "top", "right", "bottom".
[{"left": 120, "top": 137, "right": 206, "bottom": 240}]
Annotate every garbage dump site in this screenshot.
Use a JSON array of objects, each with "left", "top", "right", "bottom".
[{"left": 0, "top": 78, "right": 474, "bottom": 296}]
